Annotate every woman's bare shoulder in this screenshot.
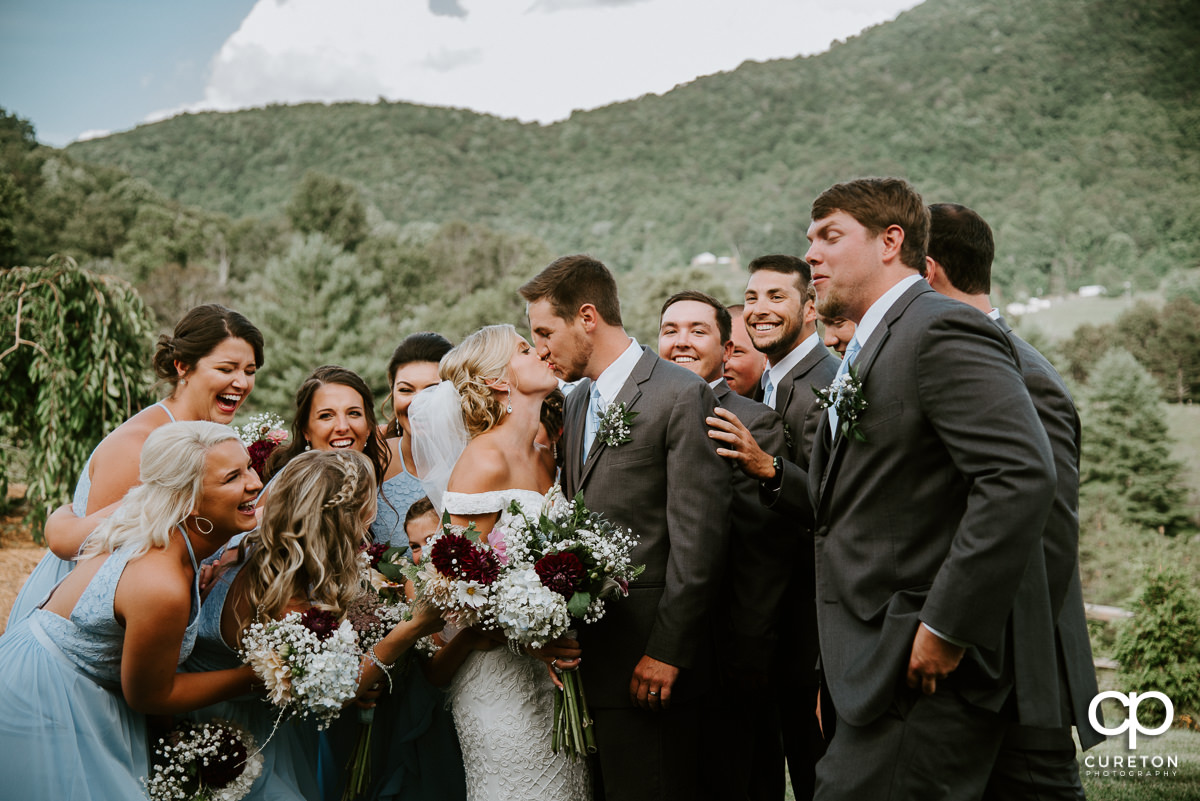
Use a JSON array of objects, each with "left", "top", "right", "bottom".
[{"left": 447, "top": 441, "right": 512, "bottom": 494}]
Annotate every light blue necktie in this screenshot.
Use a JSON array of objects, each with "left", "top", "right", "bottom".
[
  {"left": 762, "top": 375, "right": 776, "bottom": 410},
  {"left": 827, "top": 336, "right": 862, "bottom": 440},
  {"left": 583, "top": 384, "right": 603, "bottom": 464}
]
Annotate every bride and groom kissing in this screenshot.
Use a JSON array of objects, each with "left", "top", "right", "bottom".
[{"left": 412, "top": 253, "right": 730, "bottom": 800}]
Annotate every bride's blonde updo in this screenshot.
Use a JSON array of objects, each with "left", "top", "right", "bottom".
[{"left": 440, "top": 324, "right": 519, "bottom": 438}]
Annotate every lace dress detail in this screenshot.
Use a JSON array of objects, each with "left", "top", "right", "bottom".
[{"left": 443, "top": 489, "right": 590, "bottom": 801}]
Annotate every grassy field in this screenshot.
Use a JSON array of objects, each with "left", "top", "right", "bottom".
[
  {"left": 1012, "top": 292, "right": 1163, "bottom": 342},
  {"left": 1082, "top": 724, "right": 1200, "bottom": 801}
]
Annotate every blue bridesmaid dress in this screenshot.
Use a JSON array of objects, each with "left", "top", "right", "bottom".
[
  {"left": 5, "top": 455, "right": 93, "bottom": 627},
  {"left": 0, "top": 528, "right": 202, "bottom": 799},
  {"left": 184, "top": 549, "right": 322, "bottom": 801},
  {"left": 368, "top": 452, "right": 425, "bottom": 551}
]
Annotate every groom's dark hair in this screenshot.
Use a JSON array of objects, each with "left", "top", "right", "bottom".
[{"left": 520, "top": 254, "right": 623, "bottom": 326}]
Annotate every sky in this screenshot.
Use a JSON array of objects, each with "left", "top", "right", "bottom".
[{"left": 1, "top": 0, "right": 921, "bottom": 148}]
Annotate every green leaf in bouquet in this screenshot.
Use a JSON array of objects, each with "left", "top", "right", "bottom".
[
  {"left": 567, "top": 590, "right": 592, "bottom": 619},
  {"left": 377, "top": 561, "right": 406, "bottom": 582}
]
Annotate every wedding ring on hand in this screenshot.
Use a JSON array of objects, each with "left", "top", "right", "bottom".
[
  {"left": 551, "top": 658, "right": 562, "bottom": 674},
  {"left": 648, "top": 690, "right": 659, "bottom": 696}
]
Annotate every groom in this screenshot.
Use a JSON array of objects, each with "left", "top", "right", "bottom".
[{"left": 521, "top": 255, "right": 731, "bottom": 801}]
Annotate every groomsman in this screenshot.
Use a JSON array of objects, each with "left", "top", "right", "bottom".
[
  {"left": 817, "top": 311, "right": 856, "bottom": 357},
  {"left": 707, "top": 255, "right": 838, "bottom": 800},
  {"left": 804, "top": 178, "right": 1057, "bottom": 800},
  {"left": 520, "top": 256, "right": 731, "bottom": 801},
  {"left": 658, "top": 290, "right": 789, "bottom": 801},
  {"left": 722, "top": 303, "right": 768, "bottom": 397},
  {"left": 924, "top": 201, "right": 1103, "bottom": 796}
]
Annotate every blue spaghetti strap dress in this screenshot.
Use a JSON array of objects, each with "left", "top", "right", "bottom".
[
  {"left": 184, "top": 548, "right": 321, "bottom": 801},
  {"left": 0, "top": 527, "right": 202, "bottom": 799},
  {"left": 6, "top": 401, "right": 177, "bottom": 627}
]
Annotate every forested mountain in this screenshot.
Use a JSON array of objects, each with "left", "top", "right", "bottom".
[{"left": 63, "top": 0, "right": 1200, "bottom": 301}]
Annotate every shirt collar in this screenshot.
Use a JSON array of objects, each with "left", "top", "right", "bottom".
[
  {"left": 854, "top": 274, "right": 923, "bottom": 350},
  {"left": 762, "top": 331, "right": 821, "bottom": 390},
  {"left": 594, "top": 338, "right": 642, "bottom": 404}
]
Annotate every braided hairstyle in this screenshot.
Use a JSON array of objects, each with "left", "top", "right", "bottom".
[{"left": 234, "top": 449, "right": 377, "bottom": 642}]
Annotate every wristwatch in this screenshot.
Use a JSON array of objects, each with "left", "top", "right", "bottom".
[{"left": 762, "top": 456, "right": 784, "bottom": 492}]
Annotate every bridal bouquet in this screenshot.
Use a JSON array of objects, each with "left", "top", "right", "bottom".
[
  {"left": 239, "top": 608, "right": 362, "bottom": 731},
  {"left": 143, "top": 718, "right": 263, "bottom": 801},
  {"left": 403, "top": 520, "right": 502, "bottom": 629},
  {"left": 492, "top": 486, "right": 643, "bottom": 758}
]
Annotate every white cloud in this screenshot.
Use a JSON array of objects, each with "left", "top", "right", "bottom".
[
  {"left": 154, "top": 0, "right": 920, "bottom": 125},
  {"left": 76, "top": 129, "right": 113, "bottom": 142}
]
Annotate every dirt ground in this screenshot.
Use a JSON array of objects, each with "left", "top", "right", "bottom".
[{"left": 0, "top": 508, "right": 48, "bottom": 636}]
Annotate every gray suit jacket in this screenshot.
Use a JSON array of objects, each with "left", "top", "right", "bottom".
[
  {"left": 562, "top": 347, "right": 732, "bottom": 707},
  {"left": 765, "top": 343, "right": 841, "bottom": 514},
  {"left": 996, "top": 316, "right": 1104, "bottom": 748},
  {"left": 713, "top": 380, "right": 790, "bottom": 667},
  {"left": 808, "top": 282, "right": 1056, "bottom": 727}
]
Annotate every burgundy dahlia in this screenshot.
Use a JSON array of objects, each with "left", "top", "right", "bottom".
[
  {"left": 430, "top": 532, "right": 475, "bottom": 578},
  {"left": 535, "top": 552, "right": 585, "bottom": 597},
  {"left": 299, "top": 607, "right": 339, "bottom": 640},
  {"left": 365, "top": 541, "right": 388, "bottom": 569},
  {"left": 247, "top": 439, "right": 279, "bottom": 480},
  {"left": 196, "top": 724, "right": 249, "bottom": 789},
  {"left": 458, "top": 546, "right": 501, "bottom": 585}
]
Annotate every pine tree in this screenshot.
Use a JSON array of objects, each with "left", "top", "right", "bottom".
[
  {"left": 1080, "top": 348, "right": 1189, "bottom": 534},
  {"left": 235, "top": 233, "right": 392, "bottom": 416}
]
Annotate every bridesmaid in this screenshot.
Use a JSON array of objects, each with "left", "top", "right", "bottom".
[
  {"left": 9, "top": 304, "right": 263, "bottom": 626},
  {"left": 264, "top": 365, "right": 390, "bottom": 490},
  {"left": 187, "top": 449, "right": 445, "bottom": 801},
  {"left": 0, "top": 422, "right": 264, "bottom": 799},
  {"left": 370, "top": 332, "right": 453, "bottom": 550}
]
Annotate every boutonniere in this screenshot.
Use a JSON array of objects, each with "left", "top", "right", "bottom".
[
  {"left": 813, "top": 365, "right": 869, "bottom": 442},
  {"left": 597, "top": 401, "right": 638, "bottom": 447}
]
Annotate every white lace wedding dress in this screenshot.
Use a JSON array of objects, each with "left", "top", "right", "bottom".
[{"left": 442, "top": 488, "right": 591, "bottom": 801}]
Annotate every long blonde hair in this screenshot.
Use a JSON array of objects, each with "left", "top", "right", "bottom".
[
  {"left": 79, "top": 421, "right": 241, "bottom": 561},
  {"left": 440, "top": 324, "right": 518, "bottom": 438},
  {"left": 236, "top": 449, "right": 377, "bottom": 639}
]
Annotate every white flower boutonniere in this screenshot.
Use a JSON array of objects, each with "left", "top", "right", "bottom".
[
  {"left": 597, "top": 401, "right": 637, "bottom": 447},
  {"left": 813, "top": 365, "right": 869, "bottom": 442}
]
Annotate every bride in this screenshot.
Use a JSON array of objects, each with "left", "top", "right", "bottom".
[{"left": 410, "top": 324, "right": 591, "bottom": 801}]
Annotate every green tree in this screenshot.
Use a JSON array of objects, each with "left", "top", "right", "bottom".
[
  {"left": 285, "top": 171, "right": 368, "bottom": 252},
  {"left": 234, "top": 233, "right": 392, "bottom": 415},
  {"left": 1080, "top": 348, "right": 1189, "bottom": 534},
  {"left": 0, "top": 258, "right": 156, "bottom": 533},
  {"left": 1114, "top": 568, "right": 1200, "bottom": 726}
]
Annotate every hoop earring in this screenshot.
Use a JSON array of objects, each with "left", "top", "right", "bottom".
[{"left": 192, "top": 516, "right": 214, "bottom": 535}]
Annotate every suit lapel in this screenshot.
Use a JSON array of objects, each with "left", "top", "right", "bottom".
[
  {"left": 562, "top": 378, "right": 592, "bottom": 496},
  {"left": 816, "top": 282, "right": 930, "bottom": 509},
  {"left": 579, "top": 348, "right": 652, "bottom": 488}
]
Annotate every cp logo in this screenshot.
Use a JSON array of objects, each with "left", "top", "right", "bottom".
[{"left": 1088, "top": 691, "right": 1174, "bottom": 748}]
